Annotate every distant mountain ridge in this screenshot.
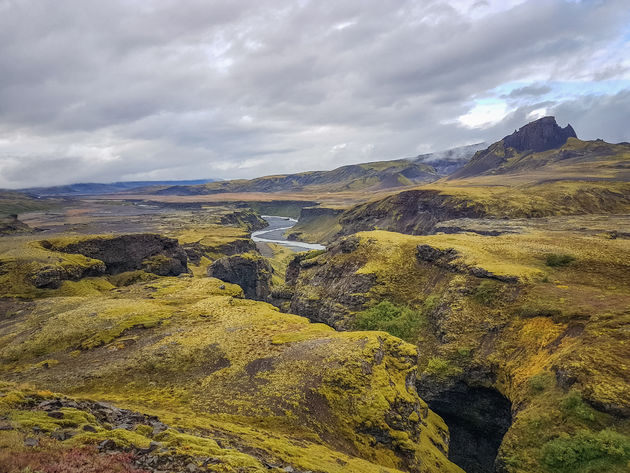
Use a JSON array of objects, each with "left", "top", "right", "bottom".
[
  {"left": 151, "top": 144, "right": 485, "bottom": 196},
  {"left": 153, "top": 159, "right": 440, "bottom": 195},
  {"left": 21, "top": 179, "right": 219, "bottom": 197}
]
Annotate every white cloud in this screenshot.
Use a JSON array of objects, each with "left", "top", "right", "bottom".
[
  {"left": 527, "top": 107, "right": 548, "bottom": 120},
  {"left": 458, "top": 101, "right": 511, "bottom": 129}
]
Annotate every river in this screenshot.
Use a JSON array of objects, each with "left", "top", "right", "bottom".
[{"left": 251, "top": 215, "right": 326, "bottom": 252}]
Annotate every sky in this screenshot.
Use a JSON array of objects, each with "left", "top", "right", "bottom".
[{"left": 0, "top": 0, "right": 629, "bottom": 188}]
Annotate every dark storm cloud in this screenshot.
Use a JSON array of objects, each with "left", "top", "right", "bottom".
[{"left": 0, "top": 0, "right": 628, "bottom": 187}]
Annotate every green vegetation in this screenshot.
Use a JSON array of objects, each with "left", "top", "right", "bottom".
[
  {"left": 354, "top": 301, "right": 427, "bottom": 342},
  {"left": 561, "top": 390, "right": 597, "bottom": 423},
  {"left": 287, "top": 209, "right": 342, "bottom": 243},
  {"left": 541, "top": 429, "right": 630, "bottom": 473},
  {"left": 0, "top": 275, "right": 461, "bottom": 473},
  {"left": 287, "top": 224, "right": 630, "bottom": 473},
  {"left": 423, "top": 357, "right": 464, "bottom": 379},
  {"left": 528, "top": 372, "right": 555, "bottom": 394},
  {"left": 156, "top": 159, "right": 439, "bottom": 196},
  {"left": 546, "top": 253, "right": 576, "bottom": 267},
  {"left": 1, "top": 134, "right": 629, "bottom": 473},
  {"left": 473, "top": 280, "right": 503, "bottom": 306}
]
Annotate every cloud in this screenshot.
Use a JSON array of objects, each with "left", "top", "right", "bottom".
[
  {"left": 0, "top": 0, "right": 628, "bottom": 188},
  {"left": 503, "top": 85, "right": 553, "bottom": 99}
]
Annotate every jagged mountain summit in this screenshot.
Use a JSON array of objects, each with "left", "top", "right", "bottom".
[
  {"left": 448, "top": 116, "right": 629, "bottom": 181},
  {"left": 503, "top": 116, "right": 576, "bottom": 152}
]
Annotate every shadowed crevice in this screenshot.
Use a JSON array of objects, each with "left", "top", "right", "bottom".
[{"left": 421, "top": 381, "right": 512, "bottom": 473}]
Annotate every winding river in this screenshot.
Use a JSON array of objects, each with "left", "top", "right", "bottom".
[{"left": 252, "top": 215, "right": 325, "bottom": 252}]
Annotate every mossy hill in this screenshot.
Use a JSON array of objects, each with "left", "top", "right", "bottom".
[
  {"left": 151, "top": 159, "right": 441, "bottom": 195},
  {"left": 0, "top": 190, "right": 59, "bottom": 217},
  {"left": 0, "top": 226, "right": 461, "bottom": 472},
  {"left": 1, "top": 116, "right": 629, "bottom": 473},
  {"left": 283, "top": 229, "right": 630, "bottom": 472}
]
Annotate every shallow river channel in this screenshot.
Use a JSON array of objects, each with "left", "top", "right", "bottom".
[{"left": 251, "top": 215, "right": 325, "bottom": 252}]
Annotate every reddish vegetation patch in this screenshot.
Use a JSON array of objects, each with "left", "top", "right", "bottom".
[{"left": 0, "top": 446, "right": 148, "bottom": 473}]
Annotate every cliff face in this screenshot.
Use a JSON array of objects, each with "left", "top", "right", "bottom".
[
  {"left": 286, "top": 237, "right": 374, "bottom": 329},
  {"left": 286, "top": 206, "right": 344, "bottom": 243},
  {"left": 502, "top": 116, "right": 576, "bottom": 153},
  {"left": 207, "top": 253, "right": 272, "bottom": 300},
  {"left": 334, "top": 127, "right": 630, "bottom": 239}
]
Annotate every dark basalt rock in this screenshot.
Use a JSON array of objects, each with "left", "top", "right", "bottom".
[
  {"left": 45, "top": 234, "right": 188, "bottom": 276},
  {"left": 29, "top": 261, "right": 107, "bottom": 289},
  {"left": 503, "top": 116, "right": 576, "bottom": 153},
  {"left": 338, "top": 189, "right": 487, "bottom": 236},
  {"left": 218, "top": 210, "right": 267, "bottom": 231},
  {"left": 416, "top": 244, "right": 519, "bottom": 283},
  {"left": 183, "top": 238, "right": 256, "bottom": 264},
  {"left": 449, "top": 116, "right": 579, "bottom": 180},
  {"left": 284, "top": 238, "right": 376, "bottom": 329},
  {"left": 416, "top": 245, "right": 458, "bottom": 263},
  {"left": 208, "top": 254, "right": 272, "bottom": 300},
  {"left": 418, "top": 380, "right": 512, "bottom": 473}
]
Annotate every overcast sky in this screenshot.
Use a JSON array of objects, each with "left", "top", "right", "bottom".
[{"left": 0, "top": 0, "right": 629, "bottom": 188}]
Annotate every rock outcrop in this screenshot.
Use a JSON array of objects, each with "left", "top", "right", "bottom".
[
  {"left": 208, "top": 253, "right": 272, "bottom": 300},
  {"left": 183, "top": 238, "right": 257, "bottom": 265},
  {"left": 43, "top": 234, "right": 188, "bottom": 276},
  {"left": 218, "top": 210, "right": 267, "bottom": 231},
  {"left": 0, "top": 214, "right": 33, "bottom": 235},
  {"left": 286, "top": 206, "right": 343, "bottom": 243},
  {"left": 285, "top": 237, "right": 375, "bottom": 329}
]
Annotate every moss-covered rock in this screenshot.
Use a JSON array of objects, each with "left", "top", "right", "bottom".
[
  {"left": 0, "top": 277, "right": 462, "bottom": 473},
  {"left": 284, "top": 228, "right": 630, "bottom": 472},
  {"left": 43, "top": 233, "right": 188, "bottom": 276}
]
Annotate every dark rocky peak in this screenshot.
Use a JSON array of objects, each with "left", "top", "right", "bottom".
[{"left": 502, "top": 116, "right": 577, "bottom": 152}]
